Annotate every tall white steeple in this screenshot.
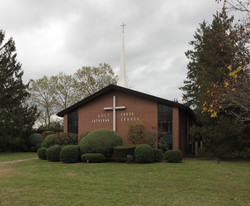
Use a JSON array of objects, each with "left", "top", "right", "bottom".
[{"left": 117, "top": 22, "right": 128, "bottom": 88}]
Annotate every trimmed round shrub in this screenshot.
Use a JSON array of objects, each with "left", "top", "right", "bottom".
[
  {"left": 79, "top": 131, "right": 89, "bottom": 141},
  {"left": 60, "top": 145, "right": 79, "bottom": 163},
  {"left": 79, "top": 129, "right": 123, "bottom": 159},
  {"left": 154, "top": 148, "right": 163, "bottom": 162},
  {"left": 46, "top": 145, "right": 61, "bottom": 162},
  {"left": 165, "top": 150, "right": 183, "bottom": 163},
  {"left": 44, "top": 131, "right": 54, "bottom": 137},
  {"left": 81, "top": 153, "right": 105, "bottom": 163},
  {"left": 42, "top": 134, "right": 58, "bottom": 148},
  {"left": 113, "top": 144, "right": 137, "bottom": 162},
  {"left": 29, "top": 133, "right": 43, "bottom": 151},
  {"left": 38, "top": 147, "right": 47, "bottom": 160},
  {"left": 36, "top": 143, "right": 42, "bottom": 150},
  {"left": 134, "top": 144, "right": 154, "bottom": 163},
  {"left": 58, "top": 133, "right": 78, "bottom": 146}
]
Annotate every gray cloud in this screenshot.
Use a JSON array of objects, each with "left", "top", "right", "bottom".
[{"left": 0, "top": 0, "right": 223, "bottom": 102}]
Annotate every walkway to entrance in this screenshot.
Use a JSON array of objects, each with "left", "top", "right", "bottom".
[{"left": 0, "top": 157, "right": 38, "bottom": 165}]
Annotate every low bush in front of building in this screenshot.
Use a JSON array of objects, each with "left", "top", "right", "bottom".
[
  {"left": 28, "top": 133, "right": 43, "bottom": 151},
  {"left": 158, "top": 137, "right": 169, "bottom": 154},
  {"left": 79, "top": 129, "right": 123, "bottom": 160},
  {"left": 81, "top": 153, "right": 106, "bottom": 163},
  {"left": 44, "top": 131, "right": 54, "bottom": 137},
  {"left": 79, "top": 131, "right": 89, "bottom": 141},
  {"left": 113, "top": 144, "right": 137, "bottom": 162},
  {"left": 126, "top": 154, "right": 134, "bottom": 163},
  {"left": 127, "top": 120, "right": 146, "bottom": 144},
  {"left": 37, "top": 147, "right": 47, "bottom": 160},
  {"left": 60, "top": 145, "right": 79, "bottom": 163},
  {"left": 46, "top": 145, "right": 61, "bottom": 162},
  {"left": 134, "top": 144, "right": 154, "bottom": 163},
  {"left": 42, "top": 134, "right": 58, "bottom": 148},
  {"left": 153, "top": 148, "right": 163, "bottom": 162},
  {"left": 58, "top": 133, "right": 78, "bottom": 146},
  {"left": 165, "top": 150, "right": 183, "bottom": 163}
]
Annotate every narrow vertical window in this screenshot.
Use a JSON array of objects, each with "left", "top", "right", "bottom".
[
  {"left": 158, "top": 104, "right": 173, "bottom": 149},
  {"left": 68, "top": 110, "right": 78, "bottom": 134}
]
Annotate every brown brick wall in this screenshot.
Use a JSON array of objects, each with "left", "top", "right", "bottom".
[
  {"left": 77, "top": 90, "right": 158, "bottom": 144},
  {"left": 172, "top": 107, "right": 180, "bottom": 150},
  {"left": 62, "top": 90, "right": 193, "bottom": 153},
  {"left": 63, "top": 114, "right": 68, "bottom": 133}
]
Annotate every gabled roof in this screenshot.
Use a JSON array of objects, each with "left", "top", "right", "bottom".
[{"left": 57, "top": 84, "right": 192, "bottom": 117}]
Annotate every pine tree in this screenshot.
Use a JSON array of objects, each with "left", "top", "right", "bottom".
[
  {"left": 180, "top": 9, "right": 250, "bottom": 158},
  {"left": 180, "top": 9, "right": 248, "bottom": 113},
  {"left": 0, "top": 30, "right": 37, "bottom": 151}
]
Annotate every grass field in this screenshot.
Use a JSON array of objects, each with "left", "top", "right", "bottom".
[
  {"left": 0, "top": 154, "right": 249, "bottom": 206},
  {"left": 0, "top": 152, "right": 37, "bottom": 162}
]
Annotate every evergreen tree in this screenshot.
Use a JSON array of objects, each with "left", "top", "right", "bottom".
[
  {"left": 0, "top": 30, "right": 37, "bottom": 151},
  {"left": 180, "top": 9, "right": 248, "bottom": 112},
  {"left": 180, "top": 9, "right": 250, "bottom": 159}
]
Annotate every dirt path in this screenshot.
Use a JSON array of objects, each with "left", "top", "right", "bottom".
[{"left": 0, "top": 157, "right": 38, "bottom": 165}]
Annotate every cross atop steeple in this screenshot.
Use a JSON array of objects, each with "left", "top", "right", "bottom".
[{"left": 121, "top": 22, "right": 126, "bottom": 34}]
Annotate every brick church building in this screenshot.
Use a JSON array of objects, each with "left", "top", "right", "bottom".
[
  {"left": 57, "top": 84, "right": 194, "bottom": 154},
  {"left": 57, "top": 24, "right": 194, "bottom": 154}
]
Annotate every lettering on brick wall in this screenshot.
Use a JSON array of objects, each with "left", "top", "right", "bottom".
[
  {"left": 92, "top": 113, "right": 110, "bottom": 123},
  {"left": 120, "top": 112, "right": 140, "bottom": 122},
  {"left": 91, "top": 112, "right": 140, "bottom": 124}
]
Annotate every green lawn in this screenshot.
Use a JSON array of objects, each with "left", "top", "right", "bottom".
[
  {"left": 0, "top": 152, "right": 37, "bottom": 162},
  {"left": 0, "top": 158, "right": 249, "bottom": 206}
]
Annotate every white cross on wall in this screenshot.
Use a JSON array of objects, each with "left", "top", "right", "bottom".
[{"left": 104, "top": 96, "right": 126, "bottom": 131}]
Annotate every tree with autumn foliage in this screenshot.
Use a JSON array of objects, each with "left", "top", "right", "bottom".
[
  {"left": 203, "top": 65, "right": 249, "bottom": 123},
  {"left": 180, "top": 9, "right": 249, "bottom": 114},
  {"left": 180, "top": 7, "right": 250, "bottom": 159},
  {"left": 202, "top": 0, "right": 250, "bottom": 123}
]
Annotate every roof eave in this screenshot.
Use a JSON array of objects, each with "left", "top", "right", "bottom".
[{"left": 57, "top": 84, "right": 192, "bottom": 117}]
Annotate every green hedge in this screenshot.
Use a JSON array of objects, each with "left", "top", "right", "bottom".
[
  {"left": 134, "top": 144, "right": 154, "bottom": 163},
  {"left": 79, "top": 129, "right": 123, "bottom": 159},
  {"left": 165, "top": 150, "right": 183, "bottom": 163},
  {"left": 79, "top": 131, "right": 89, "bottom": 141},
  {"left": 29, "top": 133, "right": 43, "bottom": 151},
  {"left": 126, "top": 154, "right": 134, "bottom": 163},
  {"left": 154, "top": 148, "right": 163, "bottom": 162},
  {"left": 60, "top": 145, "right": 79, "bottom": 163},
  {"left": 46, "top": 145, "right": 61, "bottom": 162},
  {"left": 37, "top": 147, "right": 47, "bottom": 160},
  {"left": 42, "top": 134, "right": 58, "bottom": 148},
  {"left": 113, "top": 144, "right": 137, "bottom": 162},
  {"left": 81, "top": 153, "right": 106, "bottom": 163},
  {"left": 44, "top": 131, "right": 54, "bottom": 137},
  {"left": 58, "top": 133, "right": 78, "bottom": 146}
]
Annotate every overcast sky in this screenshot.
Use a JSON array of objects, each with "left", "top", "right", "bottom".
[{"left": 0, "top": 0, "right": 224, "bottom": 102}]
